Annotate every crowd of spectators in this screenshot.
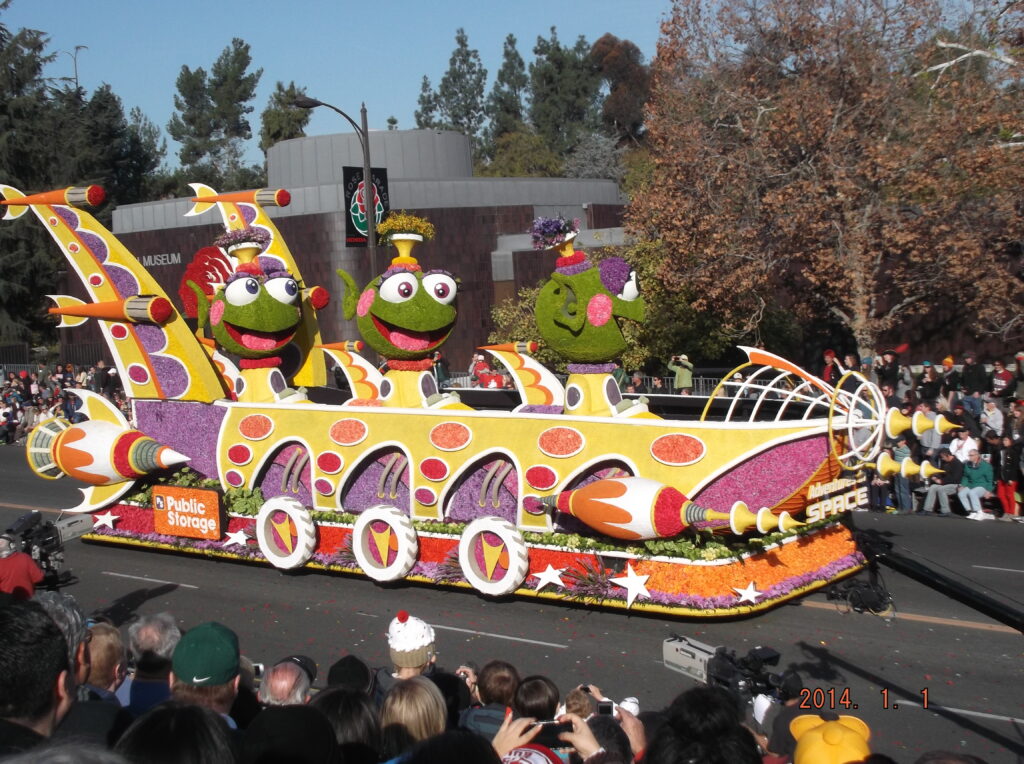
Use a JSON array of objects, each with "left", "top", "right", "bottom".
[
  {"left": 0, "top": 361, "right": 131, "bottom": 445},
  {"left": 0, "top": 588, "right": 995, "bottom": 764},
  {"left": 850, "top": 349, "right": 1024, "bottom": 519}
]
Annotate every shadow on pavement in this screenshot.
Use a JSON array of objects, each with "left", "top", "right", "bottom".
[{"left": 89, "top": 583, "right": 178, "bottom": 626}]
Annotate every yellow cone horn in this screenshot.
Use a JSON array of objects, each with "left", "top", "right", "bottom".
[
  {"left": 886, "top": 407, "right": 912, "bottom": 438},
  {"left": 728, "top": 501, "right": 759, "bottom": 535},
  {"left": 920, "top": 462, "right": 945, "bottom": 480},
  {"left": 756, "top": 507, "right": 777, "bottom": 534},
  {"left": 911, "top": 411, "right": 934, "bottom": 436},
  {"left": 900, "top": 459, "right": 921, "bottom": 478},
  {"left": 935, "top": 414, "right": 958, "bottom": 435},
  {"left": 870, "top": 452, "right": 901, "bottom": 478},
  {"left": 778, "top": 511, "right": 805, "bottom": 532}
]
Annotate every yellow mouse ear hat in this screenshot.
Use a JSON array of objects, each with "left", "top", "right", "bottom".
[{"left": 791, "top": 712, "right": 871, "bottom": 764}]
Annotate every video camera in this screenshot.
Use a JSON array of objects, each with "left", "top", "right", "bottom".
[
  {"left": 4, "top": 510, "right": 91, "bottom": 587},
  {"left": 664, "top": 635, "right": 786, "bottom": 702}
]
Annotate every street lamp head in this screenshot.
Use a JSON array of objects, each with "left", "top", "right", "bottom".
[{"left": 291, "top": 95, "right": 324, "bottom": 110}]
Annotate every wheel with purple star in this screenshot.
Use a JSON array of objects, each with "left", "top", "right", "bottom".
[
  {"left": 352, "top": 505, "right": 419, "bottom": 582},
  {"left": 457, "top": 517, "right": 529, "bottom": 596},
  {"left": 255, "top": 497, "right": 317, "bottom": 570}
]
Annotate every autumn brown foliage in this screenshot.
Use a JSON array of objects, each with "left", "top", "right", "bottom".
[{"left": 628, "top": 0, "right": 1024, "bottom": 353}]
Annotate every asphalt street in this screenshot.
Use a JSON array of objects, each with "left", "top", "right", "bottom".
[{"left": 1, "top": 445, "right": 1021, "bottom": 762}]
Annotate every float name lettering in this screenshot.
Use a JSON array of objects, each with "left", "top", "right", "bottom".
[{"left": 805, "top": 484, "right": 868, "bottom": 522}]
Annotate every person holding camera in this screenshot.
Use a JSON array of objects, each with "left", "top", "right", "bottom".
[{"left": 668, "top": 354, "right": 694, "bottom": 395}]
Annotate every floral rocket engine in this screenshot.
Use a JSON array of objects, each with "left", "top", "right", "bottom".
[{"left": 1, "top": 180, "right": 951, "bottom": 617}]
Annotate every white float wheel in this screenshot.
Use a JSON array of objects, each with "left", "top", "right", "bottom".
[
  {"left": 255, "top": 497, "right": 317, "bottom": 570},
  {"left": 458, "top": 517, "right": 529, "bottom": 596},
  {"left": 352, "top": 505, "right": 419, "bottom": 582}
]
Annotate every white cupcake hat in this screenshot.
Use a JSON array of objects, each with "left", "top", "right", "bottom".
[{"left": 387, "top": 610, "right": 436, "bottom": 668}]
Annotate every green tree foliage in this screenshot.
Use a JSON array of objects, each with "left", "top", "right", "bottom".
[
  {"left": 528, "top": 28, "right": 602, "bottom": 156},
  {"left": 414, "top": 75, "right": 439, "bottom": 128},
  {"left": 485, "top": 34, "right": 529, "bottom": 148},
  {"left": 0, "top": 9, "right": 52, "bottom": 343},
  {"left": 563, "top": 132, "right": 624, "bottom": 183},
  {"left": 417, "top": 29, "right": 488, "bottom": 155},
  {"left": 590, "top": 33, "right": 649, "bottom": 143},
  {"left": 475, "top": 129, "right": 562, "bottom": 177},
  {"left": 0, "top": 7, "right": 169, "bottom": 342},
  {"left": 167, "top": 38, "right": 264, "bottom": 190},
  {"left": 259, "top": 81, "right": 310, "bottom": 154},
  {"left": 166, "top": 65, "right": 214, "bottom": 166}
]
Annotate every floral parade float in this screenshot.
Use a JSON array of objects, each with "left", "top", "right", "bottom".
[{"left": 3, "top": 183, "right": 955, "bottom": 616}]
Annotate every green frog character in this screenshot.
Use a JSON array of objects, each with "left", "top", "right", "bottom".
[
  {"left": 182, "top": 230, "right": 313, "bottom": 403},
  {"left": 337, "top": 230, "right": 464, "bottom": 408},
  {"left": 531, "top": 216, "right": 651, "bottom": 418}
]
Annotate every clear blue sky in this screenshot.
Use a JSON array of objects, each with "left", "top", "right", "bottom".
[{"left": 4, "top": 0, "right": 671, "bottom": 167}]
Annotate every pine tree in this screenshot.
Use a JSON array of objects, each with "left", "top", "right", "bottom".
[
  {"left": 208, "top": 38, "right": 262, "bottom": 177},
  {"left": 439, "top": 28, "right": 488, "bottom": 150},
  {"left": 416, "top": 29, "right": 487, "bottom": 153},
  {"left": 259, "top": 81, "right": 311, "bottom": 154},
  {"left": 414, "top": 75, "right": 439, "bottom": 129},
  {"left": 166, "top": 65, "right": 215, "bottom": 167},
  {"left": 484, "top": 34, "right": 528, "bottom": 149},
  {"left": 167, "top": 38, "right": 263, "bottom": 189},
  {"left": 528, "top": 28, "right": 602, "bottom": 156},
  {"left": 0, "top": 12, "right": 59, "bottom": 341}
]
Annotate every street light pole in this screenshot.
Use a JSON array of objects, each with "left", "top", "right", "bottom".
[{"left": 292, "top": 95, "right": 377, "bottom": 274}]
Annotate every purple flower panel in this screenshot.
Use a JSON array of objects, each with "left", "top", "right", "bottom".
[
  {"left": 54, "top": 206, "right": 81, "bottom": 229},
  {"left": 106, "top": 263, "right": 141, "bottom": 299},
  {"left": 135, "top": 324, "right": 169, "bottom": 354},
  {"left": 259, "top": 443, "right": 313, "bottom": 506},
  {"left": 78, "top": 230, "right": 109, "bottom": 263},
  {"left": 444, "top": 457, "right": 518, "bottom": 523},
  {"left": 151, "top": 355, "right": 191, "bottom": 399},
  {"left": 518, "top": 405, "right": 564, "bottom": 414},
  {"left": 692, "top": 436, "right": 829, "bottom": 512},
  {"left": 341, "top": 452, "right": 410, "bottom": 514},
  {"left": 135, "top": 401, "right": 227, "bottom": 478}
]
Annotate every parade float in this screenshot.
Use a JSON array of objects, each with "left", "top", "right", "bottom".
[{"left": 4, "top": 182, "right": 953, "bottom": 617}]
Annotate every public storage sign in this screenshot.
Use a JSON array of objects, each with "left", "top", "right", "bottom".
[{"left": 153, "top": 486, "right": 222, "bottom": 540}]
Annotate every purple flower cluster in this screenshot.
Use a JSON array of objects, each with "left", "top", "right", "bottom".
[
  {"left": 214, "top": 226, "right": 271, "bottom": 251},
  {"left": 598, "top": 257, "right": 632, "bottom": 295},
  {"left": 530, "top": 216, "right": 580, "bottom": 250}
]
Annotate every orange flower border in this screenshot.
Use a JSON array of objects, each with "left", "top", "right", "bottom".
[{"left": 85, "top": 504, "right": 863, "bottom": 616}]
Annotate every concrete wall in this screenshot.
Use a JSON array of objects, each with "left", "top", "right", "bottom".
[{"left": 268, "top": 129, "right": 474, "bottom": 186}]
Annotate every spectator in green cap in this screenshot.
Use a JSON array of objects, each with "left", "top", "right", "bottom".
[{"left": 170, "top": 622, "right": 241, "bottom": 728}]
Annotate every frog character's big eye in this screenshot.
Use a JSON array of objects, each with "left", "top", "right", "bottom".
[
  {"left": 224, "top": 277, "right": 261, "bottom": 306},
  {"left": 378, "top": 273, "right": 419, "bottom": 303},
  {"left": 265, "top": 277, "right": 299, "bottom": 305},
  {"left": 422, "top": 273, "right": 457, "bottom": 305}
]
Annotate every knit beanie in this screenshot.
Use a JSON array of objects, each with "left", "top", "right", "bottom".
[{"left": 387, "top": 610, "right": 435, "bottom": 669}]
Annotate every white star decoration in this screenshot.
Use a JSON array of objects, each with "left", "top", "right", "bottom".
[
  {"left": 611, "top": 563, "right": 650, "bottom": 608},
  {"left": 733, "top": 581, "right": 763, "bottom": 604},
  {"left": 531, "top": 565, "right": 565, "bottom": 591},
  {"left": 222, "top": 530, "right": 250, "bottom": 548},
  {"left": 92, "top": 511, "right": 119, "bottom": 529}
]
